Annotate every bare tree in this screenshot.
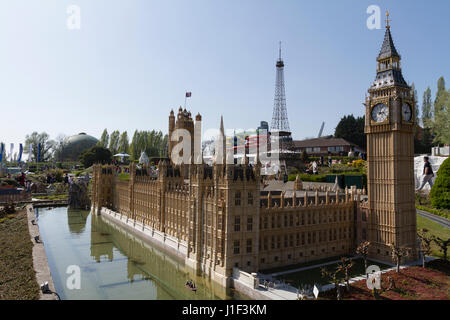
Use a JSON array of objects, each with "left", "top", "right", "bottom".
[
  {"left": 432, "top": 237, "right": 450, "bottom": 261},
  {"left": 389, "top": 243, "right": 411, "bottom": 272},
  {"left": 417, "top": 229, "right": 433, "bottom": 267},
  {"left": 321, "top": 267, "right": 343, "bottom": 300},
  {"left": 356, "top": 241, "right": 371, "bottom": 271},
  {"left": 337, "top": 257, "right": 355, "bottom": 292}
]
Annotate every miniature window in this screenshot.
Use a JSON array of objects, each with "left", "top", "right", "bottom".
[
  {"left": 234, "top": 216, "right": 240, "bottom": 232},
  {"left": 246, "top": 239, "right": 252, "bottom": 253},
  {"left": 235, "top": 191, "right": 241, "bottom": 206},
  {"left": 248, "top": 192, "right": 253, "bottom": 205},
  {"left": 233, "top": 240, "right": 240, "bottom": 254},
  {"left": 247, "top": 217, "right": 253, "bottom": 231}
]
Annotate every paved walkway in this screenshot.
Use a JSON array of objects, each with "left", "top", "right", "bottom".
[
  {"left": 26, "top": 205, "right": 58, "bottom": 300},
  {"left": 269, "top": 257, "right": 360, "bottom": 277},
  {"left": 417, "top": 209, "right": 450, "bottom": 229}
]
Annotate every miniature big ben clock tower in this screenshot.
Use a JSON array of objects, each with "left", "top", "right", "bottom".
[{"left": 364, "top": 12, "right": 417, "bottom": 261}]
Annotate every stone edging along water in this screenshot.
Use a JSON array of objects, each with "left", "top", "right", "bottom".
[{"left": 26, "top": 204, "right": 58, "bottom": 300}]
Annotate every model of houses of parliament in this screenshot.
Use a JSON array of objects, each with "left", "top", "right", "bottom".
[{"left": 91, "top": 20, "right": 417, "bottom": 287}]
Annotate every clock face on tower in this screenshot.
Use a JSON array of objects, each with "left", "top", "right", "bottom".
[
  {"left": 371, "top": 103, "right": 388, "bottom": 123},
  {"left": 402, "top": 103, "right": 412, "bottom": 122}
]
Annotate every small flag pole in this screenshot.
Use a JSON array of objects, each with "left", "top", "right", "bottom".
[{"left": 184, "top": 92, "right": 187, "bottom": 109}]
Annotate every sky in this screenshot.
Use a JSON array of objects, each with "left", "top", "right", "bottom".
[{"left": 0, "top": 0, "right": 449, "bottom": 148}]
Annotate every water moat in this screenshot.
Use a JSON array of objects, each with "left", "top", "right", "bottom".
[{"left": 36, "top": 207, "right": 247, "bottom": 300}]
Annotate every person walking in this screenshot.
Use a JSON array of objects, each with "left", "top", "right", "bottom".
[{"left": 416, "top": 156, "right": 434, "bottom": 191}]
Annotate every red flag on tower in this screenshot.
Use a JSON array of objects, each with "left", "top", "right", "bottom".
[{"left": 185, "top": 92, "right": 192, "bottom": 98}]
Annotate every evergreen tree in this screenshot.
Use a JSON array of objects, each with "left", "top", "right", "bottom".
[
  {"left": 118, "top": 131, "right": 129, "bottom": 154},
  {"left": 130, "top": 130, "right": 141, "bottom": 160},
  {"left": 432, "top": 77, "right": 450, "bottom": 145},
  {"left": 422, "top": 87, "right": 433, "bottom": 128},
  {"left": 411, "top": 83, "right": 420, "bottom": 125},
  {"left": 98, "top": 129, "right": 109, "bottom": 148},
  {"left": 109, "top": 130, "right": 120, "bottom": 155}
]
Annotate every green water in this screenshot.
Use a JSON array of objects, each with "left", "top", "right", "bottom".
[{"left": 36, "top": 207, "right": 245, "bottom": 300}]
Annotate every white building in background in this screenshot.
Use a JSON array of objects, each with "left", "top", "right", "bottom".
[{"left": 432, "top": 146, "right": 450, "bottom": 157}]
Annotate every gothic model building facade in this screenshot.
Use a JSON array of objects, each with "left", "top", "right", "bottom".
[{"left": 91, "top": 22, "right": 417, "bottom": 287}]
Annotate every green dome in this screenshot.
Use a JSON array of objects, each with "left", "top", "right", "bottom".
[{"left": 62, "top": 133, "right": 98, "bottom": 161}]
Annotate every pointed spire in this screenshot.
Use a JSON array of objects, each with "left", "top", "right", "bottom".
[
  {"left": 278, "top": 41, "right": 282, "bottom": 61},
  {"left": 220, "top": 115, "right": 227, "bottom": 165},
  {"left": 378, "top": 12, "right": 400, "bottom": 60}
]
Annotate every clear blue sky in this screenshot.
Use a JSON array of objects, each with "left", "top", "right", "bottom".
[{"left": 1, "top": 0, "right": 449, "bottom": 147}]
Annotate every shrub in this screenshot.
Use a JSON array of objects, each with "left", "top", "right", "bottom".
[
  {"left": 48, "top": 169, "right": 64, "bottom": 182},
  {"left": 79, "top": 146, "right": 112, "bottom": 168},
  {"left": 288, "top": 174, "right": 327, "bottom": 183},
  {"left": 430, "top": 157, "right": 450, "bottom": 209}
]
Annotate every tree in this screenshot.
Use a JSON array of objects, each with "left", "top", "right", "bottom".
[
  {"left": 417, "top": 229, "right": 433, "bottom": 268},
  {"left": 334, "top": 114, "right": 366, "bottom": 150},
  {"left": 109, "top": 130, "right": 120, "bottom": 155},
  {"left": 130, "top": 130, "right": 140, "bottom": 160},
  {"left": 411, "top": 83, "right": 420, "bottom": 125},
  {"left": 432, "top": 77, "right": 450, "bottom": 145},
  {"left": 389, "top": 243, "right": 411, "bottom": 273},
  {"left": 356, "top": 241, "right": 371, "bottom": 271},
  {"left": 160, "top": 134, "right": 168, "bottom": 158},
  {"left": 300, "top": 150, "right": 309, "bottom": 162},
  {"left": 337, "top": 257, "right": 354, "bottom": 292},
  {"left": 129, "top": 129, "right": 167, "bottom": 160},
  {"left": 24, "top": 132, "right": 55, "bottom": 162},
  {"left": 432, "top": 237, "right": 450, "bottom": 261},
  {"left": 98, "top": 129, "right": 109, "bottom": 148},
  {"left": 79, "top": 146, "right": 112, "bottom": 168},
  {"left": 53, "top": 134, "right": 68, "bottom": 162},
  {"left": 422, "top": 87, "right": 433, "bottom": 128},
  {"left": 321, "top": 266, "right": 343, "bottom": 300},
  {"left": 118, "top": 131, "right": 129, "bottom": 154}
]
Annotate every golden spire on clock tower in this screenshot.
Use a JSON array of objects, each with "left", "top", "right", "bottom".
[{"left": 385, "top": 10, "right": 391, "bottom": 29}]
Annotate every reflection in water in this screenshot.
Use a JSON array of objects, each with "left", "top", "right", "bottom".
[
  {"left": 36, "top": 207, "right": 246, "bottom": 300},
  {"left": 67, "top": 209, "right": 90, "bottom": 234}
]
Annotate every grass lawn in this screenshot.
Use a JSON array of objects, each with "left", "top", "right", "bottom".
[
  {"left": 321, "top": 261, "right": 450, "bottom": 300},
  {"left": 416, "top": 213, "right": 450, "bottom": 259},
  {"left": 0, "top": 209, "right": 40, "bottom": 300}
]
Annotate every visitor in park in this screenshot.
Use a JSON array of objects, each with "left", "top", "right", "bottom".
[
  {"left": 320, "top": 155, "right": 324, "bottom": 166},
  {"left": 416, "top": 156, "right": 434, "bottom": 191},
  {"left": 68, "top": 175, "right": 73, "bottom": 185},
  {"left": 327, "top": 153, "right": 332, "bottom": 167},
  {"left": 309, "top": 161, "right": 318, "bottom": 175},
  {"left": 348, "top": 148, "right": 355, "bottom": 157},
  {"left": 46, "top": 173, "right": 52, "bottom": 184},
  {"left": 18, "top": 172, "right": 25, "bottom": 186},
  {"left": 64, "top": 174, "right": 69, "bottom": 184}
]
